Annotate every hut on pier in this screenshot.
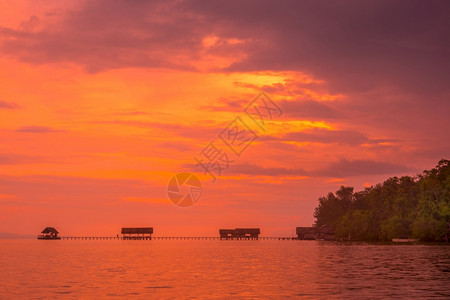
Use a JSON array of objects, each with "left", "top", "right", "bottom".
[
  {"left": 219, "top": 228, "right": 260, "bottom": 240},
  {"left": 121, "top": 227, "right": 153, "bottom": 240},
  {"left": 219, "top": 229, "right": 235, "bottom": 239},
  {"left": 315, "top": 224, "right": 335, "bottom": 240},
  {"left": 296, "top": 225, "right": 335, "bottom": 240},
  {"left": 37, "top": 227, "right": 61, "bottom": 240},
  {"left": 296, "top": 227, "right": 316, "bottom": 240}
]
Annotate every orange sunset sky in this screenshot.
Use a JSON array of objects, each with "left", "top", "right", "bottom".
[{"left": 1, "top": 0, "right": 449, "bottom": 236}]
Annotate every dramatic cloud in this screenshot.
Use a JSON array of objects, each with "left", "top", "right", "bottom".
[
  {"left": 207, "top": 1, "right": 450, "bottom": 95},
  {"left": 0, "top": 0, "right": 448, "bottom": 235},
  {"left": 1, "top": 1, "right": 448, "bottom": 95},
  {"left": 0, "top": 0, "right": 245, "bottom": 72}
]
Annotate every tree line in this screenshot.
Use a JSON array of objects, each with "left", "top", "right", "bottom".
[{"left": 313, "top": 159, "right": 450, "bottom": 242}]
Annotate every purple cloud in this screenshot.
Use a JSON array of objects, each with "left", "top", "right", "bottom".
[
  {"left": 0, "top": 153, "right": 52, "bottom": 165},
  {"left": 200, "top": 159, "right": 414, "bottom": 178},
  {"left": 259, "top": 128, "right": 377, "bottom": 146},
  {"left": 199, "top": 97, "right": 248, "bottom": 112},
  {"left": 228, "top": 163, "right": 307, "bottom": 176},
  {"left": 283, "top": 129, "right": 369, "bottom": 146},
  {"left": 16, "top": 126, "right": 61, "bottom": 133},
  {"left": 91, "top": 119, "right": 224, "bottom": 140},
  {"left": 156, "top": 141, "right": 195, "bottom": 152},
  {"left": 314, "top": 159, "right": 415, "bottom": 178},
  {"left": 279, "top": 99, "right": 339, "bottom": 120},
  {"left": 0, "top": 0, "right": 447, "bottom": 168},
  {"left": 0, "top": 1, "right": 207, "bottom": 72},
  {"left": 0, "top": 0, "right": 448, "bottom": 95},
  {"left": 0, "top": 100, "right": 21, "bottom": 109}
]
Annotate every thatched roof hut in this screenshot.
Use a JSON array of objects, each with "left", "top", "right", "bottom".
[
  {"left": 38, "top": 227, "right": 60, "bottom": 239},
  {"left": 41, "top": 227, "right": 59, "bottom": 234}
]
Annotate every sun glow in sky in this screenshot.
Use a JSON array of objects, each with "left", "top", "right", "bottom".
[{"left": 1, "top": 0, "right": 449, "bottom": 236}]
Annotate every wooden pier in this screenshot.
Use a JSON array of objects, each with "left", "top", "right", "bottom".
[
  {"left": 42, "top": 225, "right": 299, "bottom": 241},
  {"left": 60, "top": 236, "right": 298, "bottom": 240}
]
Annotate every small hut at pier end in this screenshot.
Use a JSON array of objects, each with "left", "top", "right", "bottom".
[
  {"left": 219, "top": 228, "right": 260, "bottom": 240},
  {"left": 121, "top": 227, "right": 153, "bottom": 240},
  {"left": 296, "top": 227, "right": 316, "bottom": 240},
  {"left": 315, "top": 224, "right": 335, "bottom": 240},
  {"left": 296, "top": 225, "right": 335, "bottom": 241},
  {"left": 37, "top": 227, "right": 61, "bottom": 240}
]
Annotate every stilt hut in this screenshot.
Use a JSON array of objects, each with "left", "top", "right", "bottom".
[
  {"left": 121, "top": 227, "right": 153, "bottom": 240},
  {"left": 219, "top": 229, "right": 235, "bottom": 239},
  {"left": 315, "top": 224, "right": 335, "bottom": 240},
  {"left": 296, "top": 225, "right": 335, "bottom": 240},
  {"left": 37, "top": 227, "right": 61, "bottom": 240},
  {"left": 296, "top": 227, "right": 316, "bottom": 240},
  {"left": 219, "top": 228, "right": 260, "bottom": 240}
]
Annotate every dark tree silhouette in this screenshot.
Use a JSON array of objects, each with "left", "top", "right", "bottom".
[{"left": 313, "top": 159, "right": 450, "bottom": 242}]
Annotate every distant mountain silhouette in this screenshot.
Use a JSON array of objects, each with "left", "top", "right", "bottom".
[{"left": 0, "top": 232, "right": 35, "bottom": 239}]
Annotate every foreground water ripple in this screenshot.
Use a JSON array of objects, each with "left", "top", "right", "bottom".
[{"left": 0, "top": 240, "right": 449, "bottom": 299}]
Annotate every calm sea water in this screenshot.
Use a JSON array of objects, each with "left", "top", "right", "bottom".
[{"left": 0, "top": 240, "right": 449, "bottom": 299}]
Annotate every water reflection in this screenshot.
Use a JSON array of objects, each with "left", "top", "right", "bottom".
[{"left": 0, "top": 240, "right": 448, "bottom": 298}]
